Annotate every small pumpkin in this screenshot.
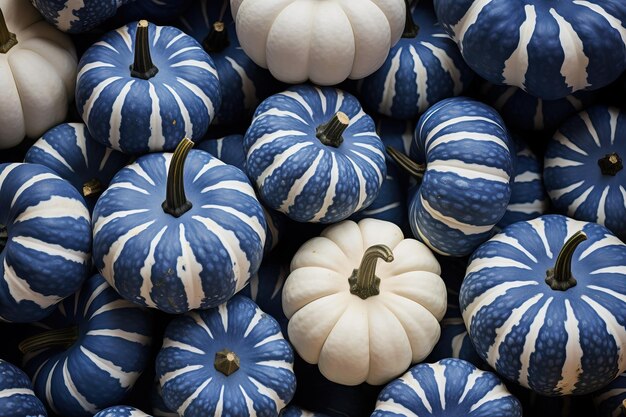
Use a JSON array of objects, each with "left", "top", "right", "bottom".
[
  {"left": 0, "top": 359, "right": 47, "bottom": 417},
  {"left": 76, "top": 20, "right": 221, "bottom": 154},
  {"left": 283, "top": 218, "right": 447, "bottom": 386},
  {"left": 29, "top": 0, "right": 131, "bottom": 33},
  {"left": 594, "top": 372, "right": 626, "bottom": 417},
  {"left": 94, "top": 406, "right": 152, "bottom": 417},
  {"left": 461, "top": 215, "right": 626, "bottom": 396},
  {"left": 156, "top": 294, "right": 296, "bottom": 417},
  {"left": 372, "top": 359, "right": 522, "bottom": 417}
]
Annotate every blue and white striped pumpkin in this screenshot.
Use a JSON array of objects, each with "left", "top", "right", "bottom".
[
  {"left": 156, "top": 294, "right": 296, "bottom": 417},
  {"left": 0, "top": 163, "right": 91, "bottom": 323},
  {"left": 0, "top": 359, "right": 47, "bottom": 417},
  {"left": 408, "top": 97, "right": 514, "bottom": 257},
  {"left": 23, "top": 274, "right": 153, "bottom": 417},
  {"left": 594, "top": 373, "right": 626, "bottom": 417},
  {"left": 544, "top": 106, "right": 626, "bottom": 240},
  {"left": 178, "top": 0, "right": 279, "bottom": 126},
  {"left": 24, "top": 123, "right": 131, "bottom": 212},
  {"left": 93, "top": 144, "right": 266, "bottom": 314},
  {"left": 76, "top": 21, "right": 221, "bottom": 155},
  {"left": 151, "top": 381, "right": 177, "bottom": 417},
  {"left": 497, "top": 136, "right": 548, "bottom": 229},
  {"left": 280, "top": 406, "right": 329, "bottom": 417},
  {"left": 29, "top": 0, "right": 130, "bottom": 33},
  {"left": 434, "top": 1, "right": 626, "bottom": 100},
  {"left": 94, "top": 406, "right": 152, "bottom": 417},
  {"left": 358, "top": 0, "right": 473, "bottom": 120},
  {"left": 244, "top": 85, "right": 387, "bottom": 223},
  {"left": 461, "top": 215, "right": 626, "bottom": 396},
  {"left": 372, "top": 358, "right": 522, "bottom": 417}
]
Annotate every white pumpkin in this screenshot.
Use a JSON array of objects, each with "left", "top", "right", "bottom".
[
  {"left": 231, "top": 0, "right": 406, "bottom": 85},
  {"left": 0, "top": 0, "right": 76, "bottom": 149},
  {"left": 283, "top": 218, "right": 447, "bottom": 386}
]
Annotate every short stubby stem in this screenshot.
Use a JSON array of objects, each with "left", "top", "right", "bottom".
[
  {"left": 598, "top": 152, "right": 623, "bottom": 176},
  {"left": 316, "top": 112, "right": 350, "bottom": 148},
  {"left": 215, "top": 349, "right": 240, "bottom": 376},
  {"left": 349, "top": 245, "right": 394, "bottom": 300},
  {"left": 545, "top": 231, "right": 587, "bottom": 291},
  {"left": 130, "top": 20, "right": 159, "bottom": 80},
  {"left": 18, "top": 326, "right": 79, "bottom": 354},
  {"left": 83, "top": 178, "right": 103, "bottom": 198},
  {"left": 402, "top": 0, "right": 419, "bottom": 38},
  {"left": 162, "top": 138, "right": 194, "bottom": 217},
  {"left": 203, "top": 22, "right": 230, "bottom": 53},
  {"left": 0, "top": 7, "right": 17, "bottom": 53},
  {"left": 386, "top": 146, "right": 426, "bottom": 180}
]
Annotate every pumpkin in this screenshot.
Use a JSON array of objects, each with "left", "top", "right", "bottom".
[
  {"left": 389, "top": 97, "right": 514, "bottom": 257},
  {"left": 372, "top": 359, "right": 522, "bottom": 417},
  {"left": 244, "top": 85, "right": 387, "bottom": 223},
  {"left": 94, "top": 406, "right": 151, "bottom": 417},
  {"left": 0, "top": 359, "right": 47, "bottom": 417},
  {"left": 544, "top": 106, "right": 626, "bottom": 240},
  {"left": 29, "top": 0, "right": 130, "bottom": 33},
  {"left": 280, "top": 406, "right": 329, "bottom": 417},
  {"left": 75, "top": 20, "right": 221, "bottom": 155},
  {"left": 283, "top": 218, "right": 447, "bottom": 386},
  {"left": 156, "top": 294, "right": 296, "bottom": 417},
  {"left": 93, "top": 139, "right": 266, "bottom": 314},
  {"left": 230, "top": 0, "right": 406, "bottom": 85},
  {"left": 358, "top": 0, "right": 473, "bottom": 120},
  {"left": 21, "top": 274, "right": 153, "bottom": 417},
  {"left": 151, "top": 381, "right": 176, "bottom": 417},
  {"left": 461, "top": 214, "right": 626, "bottom": 396},
  {"left": 497, "top": 135, "right": 549, "bottom": 229},
  {"left": 0, "top": 0, "right": 77, "bottom": 149},
  {"left": 594, "top": 372, "right": 626, "bottom": 417},
  {"left": 0, "top": 163, "right": 91, "bottom": 323},
  {"left": 178, "top": 0, "right": 279, "bottom": 126},
  {"left": 24, "top": 123, "right": 131, "bottom": 212},
  {"left": 434, "top": 0, "right": 626, "bottom": 100}
]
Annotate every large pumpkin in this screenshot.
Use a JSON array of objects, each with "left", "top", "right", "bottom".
[{"left": 0, "top": 359, "right": 47, "bottom": 417}]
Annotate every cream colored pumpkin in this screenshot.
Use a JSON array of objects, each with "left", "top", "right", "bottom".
[
  {"left": 283, "top": 218, "right": 447, "bottom": 386},
  {"left": 231, "top": 0, "right": 405, "bottom": 85},
  {"left": 0, "top": 0, "right": 76, "bottom": 149}
]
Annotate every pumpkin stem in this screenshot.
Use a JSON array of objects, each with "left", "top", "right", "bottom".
[
  {"left": 18, "top": 326, "right": 79, "bottom": 354},
  {"left": 203, "top": 22, "right": 230, "bottom": 53},
  {"left": 316, "top": 112, "right": 350, "bottom": 148},
  {"left": 402, "top": 0, "right": 419, "bottom": 38},
  {"left": 386, "top": 146, "right": 426, "bottom": 180},
  {"left": 83, "top": 178, "right": 104, "bottom": 198},
  {"left": 598, "top": 152, "right": 623, "bottom": 176},
  {"left": 545, "top": 231, "right": 587, "bottom": 291},
  {"left": 0, "top": 7, "right": 17, "bottom": 54},
  {"left": 130, "top": 20, "right": 159, "bottom": 80},
  {"left": 349, "top": 245, "right": 394, "bottom": 300},
  {"left": 162, "top": 138, "right": 194, "bottom": 217},
  {"left": 214, "top": 349, "right": 240, "bottom": 376}
]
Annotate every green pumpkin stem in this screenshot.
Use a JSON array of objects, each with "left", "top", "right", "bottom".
[
  {"left": 203, "top": 22, "right": 230, "bottom": 53},
  {"left": 386, "top": 146, "right": 426, "bottom": 180},
  {"left": 598, "top": 152, "right": 623, "bottom": 176},
  {"left": 162, "top": 138, "right": 194, "bottom": 217},
  {"left": 18, "top": 327, "right": 79, "bottom": 354},
  {"left": 130, "top": 20, "right": 159, "bottom": 80},
  {"left": 214, "top": 349, "right": 240, "bottom": 376},
  {"left": 316, "top": 112, "right": 350, "bottom": 148},
  {"left": 402, "top": 0, "right": 419, "bottom": 38},
  {"left": 0, "top": 8, "right": 17, "bottom": 54},
  {"left": 83, "top": 178, "right": 104, "bottom": 198},
  {"left": 545, "top": 231, "right": 587, "bottom": 291},
  {"left": 349, "top": 245, "right": 394, "bottom": 300}
]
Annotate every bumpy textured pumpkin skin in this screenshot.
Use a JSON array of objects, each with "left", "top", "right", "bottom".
[
  {"left": 434, "top": 1, "right": 626, "bottom": 100},
  {"left": 372, "top": 359, "right": 522, "bottom": 417},
  {"left": 30, "top": 0, "right": 130, "bottom": 33},
  {"left": 0, "top": 359, "right": 47, "bottom": 417},
  {"left": 156, "top": 295, "right": 296, "bottom": 417},
  {"left": 594, "top": 373, "right": 626, "bottom": 417},
  {"left": 94, "top": 406, "right": 152, "bottom": 417},
  {"left": 544, "top": 106, "right": 626, "bottom": 240},
  {"left": 461, "top": 215, "right": 626, "bottom": 396}
]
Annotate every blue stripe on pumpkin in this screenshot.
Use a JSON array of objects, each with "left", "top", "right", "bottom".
[{"left": 0, "top": 359, "right": 47, "bottom": 417}]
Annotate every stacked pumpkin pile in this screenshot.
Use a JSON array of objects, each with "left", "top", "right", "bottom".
[{"left": 1, "top": 0, "right": 626, "bottom": 416}]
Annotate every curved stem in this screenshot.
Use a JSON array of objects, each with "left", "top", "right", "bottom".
[
  {"left": 316, "top": 112, "right": 350, "bottom": 148},
  {"left": 18, "top": 327, "right": 79, "bottom": 354},
  {"left": 386, "top": 146, "right": 426, "bottom": 180},
  {"left": 0, "top": 7, "right": 17, "bottom": 53},
  {"left": 130, "top": 20, "right": 159, "bottom": 80},
  {"left": 349, "top": 245, "right": 394, "bottom": 300},
  {"left": 82, "top": 178, "right": 103, "bottom": 198},
  {"left": 598, "top": 152, "right": 623, "bottom": 176},
  {"left": 203, "top": 22, "right": 230, "bottom": 53},
  {"left": 402, "top": 0, "right": 419, "bottom": 38},
  {"left": 214, "top": 349, "right": 240, "bottom": 376},
  {"left": 545, "top": 231, "right": 587, "bottom": 291},
  {"left": 162, "top": 138, "right": 194, "bottom": 217}
]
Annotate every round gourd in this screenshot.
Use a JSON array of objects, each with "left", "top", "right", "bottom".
[
  {"left": 151, "top": 380, "right": 177, "bottom": 417},
  {"left": 76, "top": 20, "right": 221, "bottom": 155},
  {"left": 93, "top": 139, "right": 266, "bottom": 314},
  {"left": 359, "top": 0, "right": 473, "bottom": 120},
  {"left": 24, "top": 123, "right": 131, "bottom": 212},
  {"left": 0, "top": 0, "right": 77, "bottom": 149},
  {"left": 594, "top": 373, "right": 626, "bottom": 417},
  {"left": 0, "top": 359, "right": 47, "bottom": 417},
  {"left": 434, "top": 0, "right": 626, "bottom": 100},
  {"left": 283, "top": 218, "right": 447, "bottom": 386},
  {"left": 230, "top": 0, "right": 406, "bottom": 85},
  {"left": 544, "top": 106, "right": 626, "bottom": 240},
  {"left": 372, "top": 359, "right": 522, "bottom": 417},
  {"left": 29, "top": 0, "right": 131, "bottom": 33},
  {"left": 94, "top": 406, "right": 152, "bottom": 417},
  {"left": 156, "top": 294, "right": 296, "bottom": 417},
  {"left": 461, "top": 215, "right": 626, "bottom": 396},
  {"left": 0, "top": 163, "right": 91, "bottom": 323},
  {"left": 244, "top": 85, "right": 387, "bottom": 223},
  {"left": 21, "top": 274, "right": 153, "bottom": 417}
]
